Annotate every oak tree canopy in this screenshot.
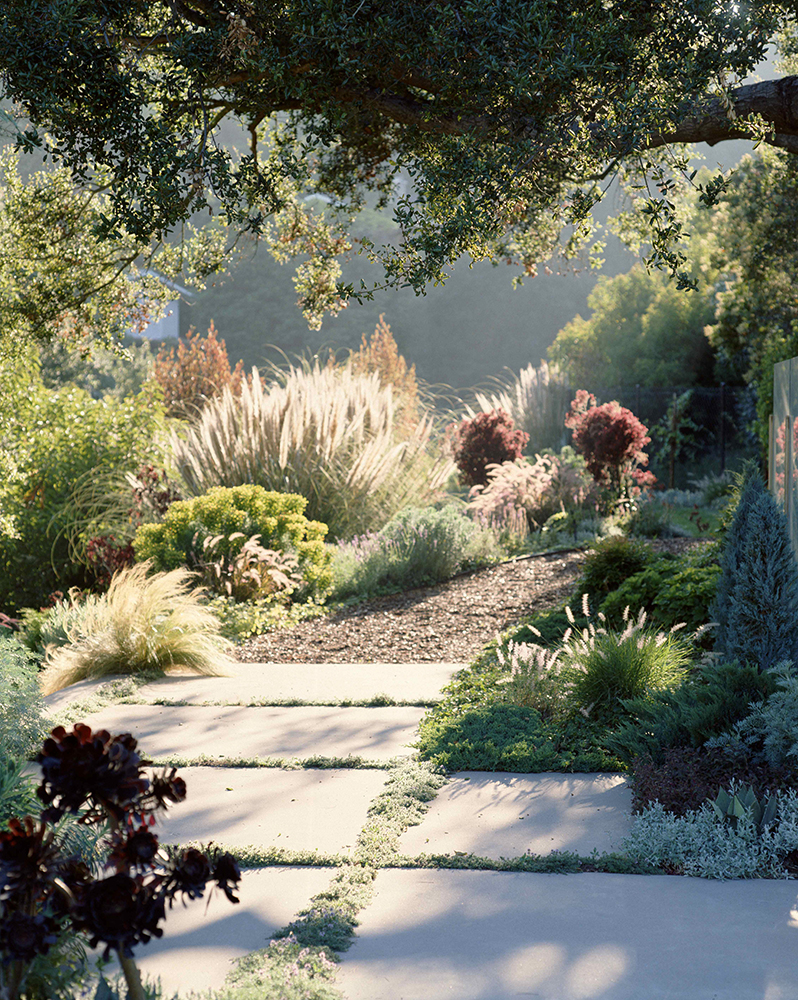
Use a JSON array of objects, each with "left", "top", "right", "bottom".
[{"left": 1, "top": 1, "right": 797, "bottom": 327}]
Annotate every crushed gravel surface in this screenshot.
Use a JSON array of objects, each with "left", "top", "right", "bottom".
[{"left": 236, "top": 539, "right": 710, "bottom": 664}]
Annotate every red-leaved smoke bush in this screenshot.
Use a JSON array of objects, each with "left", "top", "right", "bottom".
[
  {"left": 565, "top": 390, "right": 656, "bottom": 499},
  {"left": 450, "top": 409, "right": 529, "bottom": 487}
]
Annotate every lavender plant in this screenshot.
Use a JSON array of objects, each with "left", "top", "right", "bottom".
[
  {"left": 0, "top": 724, "right": 242, "bottom": 1000},
  {"left": 330, "top": 505, "right": 500, "bottom": 598}
]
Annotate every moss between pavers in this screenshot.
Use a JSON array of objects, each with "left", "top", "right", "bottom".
[
  {"left": 151, "top": 754, "right": 393, "bottom": 770},
  {"left": 149, "top": 696, "right": 439, "bottom": 708},
  {"left": 203, "top": 758, "right": 446, "bottom": 1000}
]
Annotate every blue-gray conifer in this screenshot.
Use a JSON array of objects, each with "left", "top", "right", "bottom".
[
  {"left": 714, "top": 483, "right": 798, "bottom": 671},
  {"left": 711, "top": 464, "right": 765, "bottom": 635}
]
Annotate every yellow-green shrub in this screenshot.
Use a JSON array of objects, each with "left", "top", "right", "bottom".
[{"left": 133, "top": 485, "right": 332, "bottom": 600}]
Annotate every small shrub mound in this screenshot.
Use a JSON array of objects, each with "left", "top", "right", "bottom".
[
  {"left": 133, "top": 484, "right": 332, "bottom": 601},
  {"left": 39, "top": 563, "right": 234, "bottom": 695},
  {"left": 599, "top": 559, "right": 720, "bottom": 637},
  {"left": 331, "top": 505, "right": 500, "bottom": 599},
  {"left": 451, "top": 408, "right": 529, "bottom": 487},
  {"left": 576, "top": 535, "right": 654, "bottom": 599}
]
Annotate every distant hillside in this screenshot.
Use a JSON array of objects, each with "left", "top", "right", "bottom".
[{"left": 180, "top": 235, "right": 634, "bottom": 392}]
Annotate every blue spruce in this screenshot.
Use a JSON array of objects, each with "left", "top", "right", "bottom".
[
  {"left": 713, "top": 479, "right": 798, "bottom": 671},
  {"left": 711, "top": 464, "right": 765, "bottom": 634}
]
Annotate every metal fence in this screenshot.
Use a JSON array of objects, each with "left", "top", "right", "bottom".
[{"left": 582, "top": 384, "right": 759, "bottom": 489}]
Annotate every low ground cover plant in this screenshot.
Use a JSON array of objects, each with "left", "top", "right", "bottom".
[
  {"left": 0, "top": 724, "right": 242, "bottom": 1000},
  {"left": 623, "top": 791, "right": 798, "bottom": 879},
  {"left": 38, "top": 564, "right": 234, "bottom": 695}
]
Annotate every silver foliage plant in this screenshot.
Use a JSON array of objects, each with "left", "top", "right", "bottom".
[{"left": 623, "top": 790, "right": 798, "bottom": 879}]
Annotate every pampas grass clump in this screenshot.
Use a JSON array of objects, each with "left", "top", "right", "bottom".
[
  {"left": 168, "top": 360, "right": 452, "bottom": 540},
  {"left": 40, "top": 563, "right": 233, "bottom": 695}
]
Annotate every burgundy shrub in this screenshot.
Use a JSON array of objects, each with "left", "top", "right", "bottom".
[
  {"left": 565, "top": 390, "right": 656, "bottom": 497},
  {"left": 451, "top": 409, "right": 529, "bottom": 487}
]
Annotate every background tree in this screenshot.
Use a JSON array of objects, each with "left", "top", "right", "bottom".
[
  {"left": 548, "top": 265, "right": 717, "bottom": 389},
  {"left": 705, "top": 148, "right": 798, "bottom": 447},
  {"left": 1, "top": 1, "right": 795, "bottom": 330},
  {"left": 0, "top": 149, "right": 226, "bottom": 385}
]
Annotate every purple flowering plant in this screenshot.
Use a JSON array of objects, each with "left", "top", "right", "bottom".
[{"left": 0, "top": 724, "right": 241, "bottom": 1000}]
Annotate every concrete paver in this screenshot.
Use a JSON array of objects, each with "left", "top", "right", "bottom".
[
  {"left": 107, "top": 867, "right": 334, "bottom": 997},
  {"left": 336, "top": 869, "right": 798, "bottom": 1000},
  {"left": 138, "top": 662, "right": 462, "bottom": 705},
  {"left": 155, "top": 766, "right": 387, "bottom": 853},
  {"left": 79, "top": 704, "right": 425, "bottom": 760},
  {"left": 43, "top": 675, "right": 131, "bottom": 714},
  {"left": 400, "top": 772, "right": 632, "bottom": 858}
]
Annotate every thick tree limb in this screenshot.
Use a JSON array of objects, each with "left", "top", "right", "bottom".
[{"left": 648, "top": 76, "right": 798, "bottom": 153}]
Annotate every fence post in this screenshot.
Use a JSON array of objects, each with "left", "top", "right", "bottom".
[{"left": 720, "top": 382, "right": 726, "bottom": 473}]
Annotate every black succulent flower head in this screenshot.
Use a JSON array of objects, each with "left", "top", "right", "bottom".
[
  {"left": 72, "top": 873, "right": 165, "bottom": 960},
  {"left": 212, "top": 852, "right": 242, "bottom": 905},
  {"left": 150, "top": 768, "right": 187, "bottom": 810},
  {"left": 167, "top": 848, "right": 211, "bottom": 902},
  {"left": 37, "top": 725, "right": 150, "bottom": 823},
  {"left": 0, "top": 816, "right": 56, "bottom": 900},
  {"left": 0, "top": 911, "right": 59, "bottom": 962},
  {"left": 109, "top": 825, "right": 161, "bottom": 873}
]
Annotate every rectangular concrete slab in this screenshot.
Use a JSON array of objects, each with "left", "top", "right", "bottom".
[
  {"left": 78, "top": 704, "right": 425, "bottom": 760},
  {"left": 103, "top": 867, "right": 334, "bottom": 997},
  {"left": 337, "top": 869, "right": 798, "bottom": 1000},
  {"left": 43, "top": 675, "right": 133, "bottom": 715},
  {"left": 154, "top": 766, "right": 387, "bottom": 853},
  {"left": 400, "top": 772, "right": 632, "bottom": 858},
  {"left": 137, "top": 662, "right": 462, "bottom": 705}
]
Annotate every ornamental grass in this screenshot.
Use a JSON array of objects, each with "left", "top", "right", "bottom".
[
  {"left": 168, "top": 360, "right": 452, "bottom": 540},
  {"left": 39, "top": 563, "right": 233, "bottom": 695},
  {"left": 466, "top": 361, "right": 571, "bottom": 454}
]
